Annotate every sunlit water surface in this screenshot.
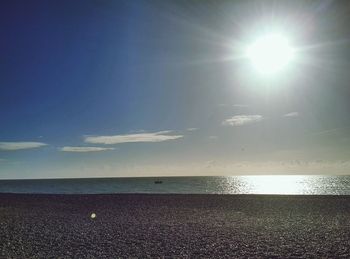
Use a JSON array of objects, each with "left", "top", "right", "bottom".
[{"left": 0, "top": 175, "right": 350, "bottom": 195}]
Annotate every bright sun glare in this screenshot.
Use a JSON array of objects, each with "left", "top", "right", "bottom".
[{"left": 246, "top": 33, "right": 295, "bottom": 75}]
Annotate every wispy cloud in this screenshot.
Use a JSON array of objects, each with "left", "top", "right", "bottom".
[
  {"left": 187, "top": 128, "right": 198, "bottom": 131},
  {"left": 84, "top": 131, "right": 183, "bottom": 145},
  {"left": 219, "top": 104, "right": 249, "bottom": 108},
  {"left": 233, "top": 104, "right": 249, "bottom": 108},
  {"left": 222, "top": 115, "right": 263, "bottom": 126},
  {"left": 312, "top": 126, "right": 350, "bottom": 136},
  {"left": 0, "top": 142, "right": 47, "bottom": 151},
  {"left": 60, "top": 146, "right": 115, "bottom": 152},
  {"left": 209, "top": 136, "right": 218, "bottom": 140},
  {"left": 284, "top": 112, "right": 299, "bottom": 117}
]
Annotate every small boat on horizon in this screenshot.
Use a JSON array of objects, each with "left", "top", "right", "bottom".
[{"left": 154, "top": 180, "right": 163, "bottom": 184}]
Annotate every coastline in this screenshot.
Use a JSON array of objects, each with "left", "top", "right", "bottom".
[{"left": 1, "top": 193, "right": 350, "bottom": 258}]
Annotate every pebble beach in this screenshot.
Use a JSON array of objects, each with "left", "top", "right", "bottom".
[{"left": 1, "top": 193, "right": 350, "bottom": 258}]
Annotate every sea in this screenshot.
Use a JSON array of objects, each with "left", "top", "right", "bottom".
[{"left": 0, "top": 175, "right": 349, "bottom": 195}]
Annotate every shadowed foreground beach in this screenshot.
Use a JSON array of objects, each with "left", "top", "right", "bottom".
[{"left": 1, "top": 194, "right": 350, "bottom": 258}]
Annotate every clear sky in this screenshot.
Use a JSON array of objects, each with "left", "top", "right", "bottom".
[{"left": 1, "top": 0, "right": 350, "bottom": 179}]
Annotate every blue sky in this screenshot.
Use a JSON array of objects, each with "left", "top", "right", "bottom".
[{"left": 1, "top": 0, "right": 350, "bottom": 179}]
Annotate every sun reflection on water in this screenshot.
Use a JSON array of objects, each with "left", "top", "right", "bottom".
[{"left": 226, "top": 175, "right": 310, "bottom": 194}]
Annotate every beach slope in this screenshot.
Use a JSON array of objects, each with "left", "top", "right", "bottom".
[{"left": 1, "top": 194, "right": 350, "bottom": 258}]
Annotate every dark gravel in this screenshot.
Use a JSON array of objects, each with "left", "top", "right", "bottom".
[{"left": 0, "top": 193, "right": 350, "bottom": 258}]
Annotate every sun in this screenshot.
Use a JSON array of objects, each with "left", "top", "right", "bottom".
[{"left": 246, "top": 33, "right": 295, "bottom": 75}]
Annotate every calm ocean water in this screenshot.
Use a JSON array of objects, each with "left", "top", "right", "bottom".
[{"left": 0, "top": 175, "right": 350, "bottom": 195}]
